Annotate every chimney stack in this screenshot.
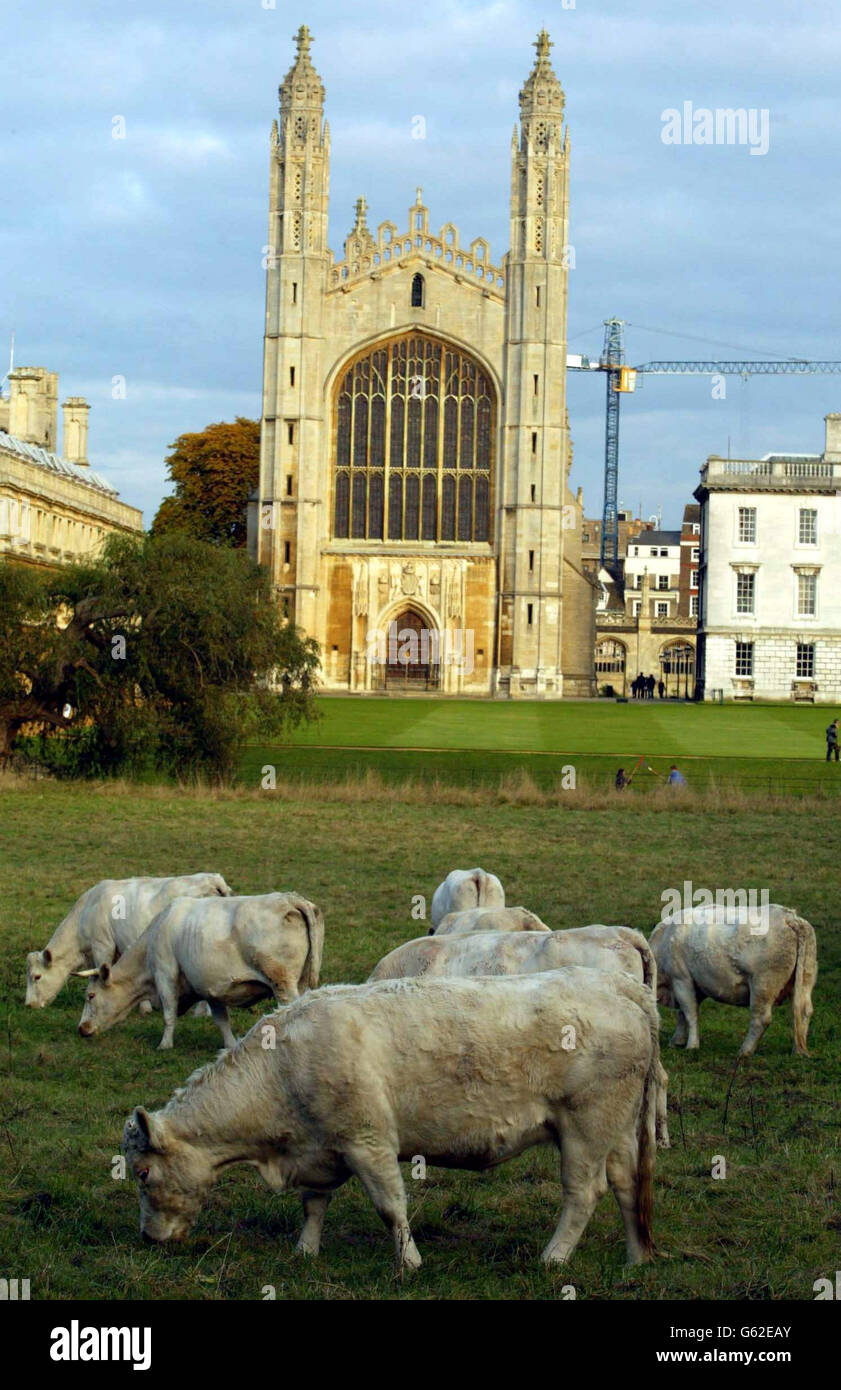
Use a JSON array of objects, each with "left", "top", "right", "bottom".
[
  {"left": 62, "top": 397, "right": 90, "bottom": 466},
  {"left": 8, "top": 367, "right": 58, "bottom": 450},
  {"left": 824, "top": 413, "right": 841, "bottom": 462}
]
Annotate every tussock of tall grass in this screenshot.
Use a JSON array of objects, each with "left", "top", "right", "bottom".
[{"left": 0, "top": 764, "right": 828, "bottom": 814}]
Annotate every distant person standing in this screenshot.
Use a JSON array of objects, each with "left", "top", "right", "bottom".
[
  {"left": 615, "top": 767, "right": 628, "bottom": 790},
  {"left": 658, "top": 678, "right": 665, "bottom": 700},
  {"left": 647, "top": 673, "right": 656, "bottom": 700},
  {"left": 826, "top": 719, "right": 840, "bottom": 762}
]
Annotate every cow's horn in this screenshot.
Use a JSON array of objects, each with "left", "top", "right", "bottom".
[{"left": 72, "top": 968, "right": 100, "bottom": 978}]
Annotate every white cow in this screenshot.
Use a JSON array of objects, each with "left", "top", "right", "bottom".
[
  {"left": 25, "top": 874, "right": 233, "bottom": 1008},
  {"left": 370, "top": 926, "right": 669, "bottom": 1148},
  {"left": 429, "top": 868, "right": 505, "bottom": 928},
  {"left": 650, "top": 904, "right": 818, "bottom": 1057},
  {"left": 123, "top": 969, "right": 660, "bottom": 1269},
  {"left": 431, "top": 906, "right": 549, "bottom": 936},
  {"left": 78, "top": 892, "right": 324, "bottom": 1049}
]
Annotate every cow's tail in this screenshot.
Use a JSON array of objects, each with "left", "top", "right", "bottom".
[
  {"left": 789, "top": 912, "right": 818, "bottom": 1055},
  {"left": 635, "top": 988, "right": 660, "bottom": 1258},
  {"left": 293, "top": 897, "right": 325, "bottom": 992},
  {"left": 618, "top": 926, "right": 658, "bottom": 993}
]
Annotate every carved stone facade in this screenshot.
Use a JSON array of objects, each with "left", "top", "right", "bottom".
[{"left": 249, "top": 27, "right": 595, "bottom": 697}]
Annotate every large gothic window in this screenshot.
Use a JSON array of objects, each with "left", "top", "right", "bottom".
[{"left": 332, "top": 335, "right": 494, "bottom": 542}]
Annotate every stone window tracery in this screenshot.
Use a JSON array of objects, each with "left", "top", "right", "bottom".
[{"left": 332, "top": 335, "right": 494, "bottom": 542}]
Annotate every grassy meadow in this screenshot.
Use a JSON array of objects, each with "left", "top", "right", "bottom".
[{"left": 1, "top": 774, "right": 838, "bottom": 1301}]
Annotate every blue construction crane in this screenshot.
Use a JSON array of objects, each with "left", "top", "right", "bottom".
[{"left": 567, "top": 320, "right": 841, "bottom": 572}]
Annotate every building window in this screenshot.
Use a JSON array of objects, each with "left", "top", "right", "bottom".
[
  {"left": 660, "top": 548, "right": 668, "bottom": 557},
  {"left": 633, "top": 600, "right": 642, "bottom": 616},
  {"left": 798, "top": 508, "right": 818, "bottom": 545},
  {"left": 290, "top": 367, "right": 295, "bottom": 387},
  {"left": 691, "top": 569, "right": 699, "bottom": 588},
  {"left": 735, "top": 641, "right": 754, "bottom": 676},
  {"left": 797, "top": 571, "right": 817, "bottom": 616},
  {"left": 796, "top": 642, "right": 815, "bottom": 678},
  {"left": 284, "top": 541, "right": 291, "bottom": 563},
  {"left": 286, "top": 475, "right": 293, "bottom": 496},
  {"left": 656, "top": 601, "right": 669, "bottom": 617},
  {"left": 690, "top": 594, "right": 699, "bottom": 618},
  {"left": 692, "top": 522, "right": 700, "bottom": 534},
  {"left": 736, "top": 571, "right": 755, "bottom": 615},
  {"left": 582, "top": 532, "right": 590, "bottom": 542},
  {"left": 411, "top": 273, "right": 425, "bottom": 308},
  {"left": 691, "top": 547, "right": 700, "bottom": 562},
  {"left": 738, "top": 506, "right": 757, "bottom": 543},
  {"left": 658, "top": 575, "right": 669, "bottom": 591},
  {"left": 287, "top": 421, "right": 295, "bottom": 444},
  {"left": 332, "top": 335, "right": 494, "bottom": 541},
  {"left": 528, "top": 549, "right": 534, "bottom": 572},
  {"left": 527, "top": 603, "right": 534, "bottom": 626},
  {"left": 649, "top": 547, "right": 657, "bottom": 556}
]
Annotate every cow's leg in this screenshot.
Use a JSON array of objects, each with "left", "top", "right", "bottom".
[
  {"left": 207, "top": 999, "right": 236, "bottom": 1049},
  {"left": 346, "top": 1145, "right": 422, "bottom": 1273},
  {"left": 739, "top": 985, "right": 775, "bottom": 1057},
  {"left": 655, "top": 1063, "right": 670, "bottom": 1149},
  {"left": 154, "top": 972, "right": 180, "bottom": 1050},
  {"left": 606, "top": 1135, "right": 651, "bottom": 1265},
  {"left": 669, "top": 1008, "right": 689, "bottom": 1047},
  {"left": 670, "top": 977, "right": 700, "bottom": 1049},
  {"left": 253, "top": 957, "right": 296, "bottom": 1005},
  {"left": 542, "top": 1125, "right": 609, "bottom": 1265},
  {"left": 296, "top": 1190, "right": 333, "bottom": 1257}
]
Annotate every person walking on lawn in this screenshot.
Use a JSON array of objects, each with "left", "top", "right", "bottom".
[{"left": 826, "top": 719, "right": 840, "bottom": 762}]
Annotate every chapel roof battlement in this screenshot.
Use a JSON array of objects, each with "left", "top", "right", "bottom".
[{"left": 329, "top": 188, "right": 505, "bottom": 298}]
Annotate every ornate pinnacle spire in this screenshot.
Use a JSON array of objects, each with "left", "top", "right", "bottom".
[
  {"left": 353, "top": 196, "right": 369, "bottom": 233},
  {"left": 345, "top": 196, "right": 375, "bottom": 255},
  {"left": 519, "top": 29, "right": 564, "bottom": 123},
  {"left": 279, "top": 23, "right": 325, "bottom": 117}
]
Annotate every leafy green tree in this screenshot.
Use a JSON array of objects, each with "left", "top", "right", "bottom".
[
  {"left": 151, "top": 417, "right": 260, "bottom": 547},
  {"left": 0, "top": 533, "right": 319, "bottom": 780}
]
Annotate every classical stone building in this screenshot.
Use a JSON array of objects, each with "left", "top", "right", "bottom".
[
  {"left": 0, "top": 366, "right": 142, "bottom": 569},
  {"left": 695, "top": 416, "right": 841, "bottom": 702},
  {"left": 249, "top": 27, "right": 595, "bottom": 696}
]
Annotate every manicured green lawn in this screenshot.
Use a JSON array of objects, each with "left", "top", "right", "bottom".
[
  {"left": 1, "top": 782, "right": 838, "bottom": 1301},
  {"left": 243, "top": 697, "right": 841, "bottom": 797}
]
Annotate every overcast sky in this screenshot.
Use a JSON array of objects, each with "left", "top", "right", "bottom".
[{"left": 4, "top": 0, "right": 839, "bottom": 529}]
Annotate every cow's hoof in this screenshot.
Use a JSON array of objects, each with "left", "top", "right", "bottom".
[
  {"left": 157, "top": 1040, "right": 174, "bottom": 1051},
  {"left": 295, "top": 1240, "right": 319, "bottom": 1258},
  {"left": 138, "top": 1001, "right": 153, "bottom": 1017}
]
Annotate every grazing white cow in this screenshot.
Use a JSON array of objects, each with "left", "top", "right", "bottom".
[
  {"left": 369, "top": 926, "right": 669, "bottom": 1148},
  {"left": 650, "top": 904, "right": 818, "bottom": 1057},
  {"left": 25, "top": 874, "right": 233, "bottom": 1008},
  {"left": 431, "top": 906, "right": 549, "bottom": 936},
  {"left": 122, "top": 969, "right": 659, "bottom": 1270},
  {"left": 78, "top": 892, "right": 324, "bottom": 1049},
  {"left": 429, "top": 868, "right": 505, "bottom": 929}
]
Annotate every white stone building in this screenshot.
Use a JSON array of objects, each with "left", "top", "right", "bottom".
[
  {"left": 694, "top": 414, "right": 841, "bottom": 702},
  {"left": 0, "top": 366, "right": 143, "bottom": 570},
  {"left": 624, "top": 530, "right": 682, "bottom": 620}
]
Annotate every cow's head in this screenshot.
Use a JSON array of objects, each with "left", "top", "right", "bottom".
[
  {"left": 123, "top": 1107, "right": 213, "bottom": 1242},
  {"left": 77, "top": 962, "right": 132, "bottom": 1037},
  {"left": 212, "top": 876, "right": 234, "bottom": 897},
  {"left": 25, "top": 948, "right": 60, "bottom": 1007}
]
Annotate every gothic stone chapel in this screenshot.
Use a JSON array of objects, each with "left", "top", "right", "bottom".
[{"left": 248, "top": 26, "right": 596, "bottom": 696}]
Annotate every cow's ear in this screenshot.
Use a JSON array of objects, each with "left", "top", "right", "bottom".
[
  {"left": 131, "top": 1106, "right": 166, "bottom": 1152},
  {"left": 42, "top": 948, "right": 52, "bottom": 968},
  {"left": 99, "top": 963, "right": 111, "bottom": 985}
]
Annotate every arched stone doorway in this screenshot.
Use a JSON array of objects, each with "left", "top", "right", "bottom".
[
  {"left": 383, "top": 608, "right": 440, "bottom": 690},
  {"left": 595, "top": 639, "right": 627, "bottom": 697},
  {"left": 659, "top": 641, "right": 695, "bottom": 698}
]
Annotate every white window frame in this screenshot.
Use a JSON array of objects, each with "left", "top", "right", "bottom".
[
  {"left": 656, "top": 600, "right": 669, "bottom": 618},
  {"left": 690, "top": 593, "right": 699, "bottom": 618},
  {"left": 633, "top": 600, "right": 642, "bottom": 616},
  {"left": 796, "top": 642, "right": 815, "bottom": 679},
  {"left": 690, "top": 569, "right": 699, "bottom": 588},
  {"left": 735, "top": 640, "right": 754, "bottom": 676},
  {"left": 737, "top": 505, "right": 757, "bottom": 545},
  {"left": 735, "top": 570, "right": 756, "bottom": 616},
  {"left": 797, "top": 508, "right": 818, "bottom": 547},
  {"left": 795, "top": 570, "right": 818, "bottom": 619}
]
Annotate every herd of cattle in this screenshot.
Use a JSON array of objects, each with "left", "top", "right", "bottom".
[{"left": 24, "top": 868, "right": 819, "bottom": 1272}]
